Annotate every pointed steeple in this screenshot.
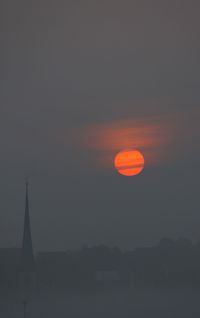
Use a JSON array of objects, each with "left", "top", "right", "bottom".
[{"left": 21, "top": 182, "right": 35, "bottom": 272}]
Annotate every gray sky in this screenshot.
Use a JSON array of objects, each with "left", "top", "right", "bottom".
[{"left": 1, "top": 0, "right": 200, "bottom": 251}]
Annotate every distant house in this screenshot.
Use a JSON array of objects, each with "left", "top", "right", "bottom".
[{"left": 81, "top": 245, "right": 123, "bottom": 286}]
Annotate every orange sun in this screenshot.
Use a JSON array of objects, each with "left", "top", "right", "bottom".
[{"left": 114, "top": 149, "right": 145, "bottom": 176}]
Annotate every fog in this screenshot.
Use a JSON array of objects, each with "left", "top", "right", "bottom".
[{"left": 1, "top": 287, "right": 200, "bottom": 318}]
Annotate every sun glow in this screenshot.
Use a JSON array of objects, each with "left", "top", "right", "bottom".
[{"left": 74, "top": 113, "right": 180, "bottom": 171}]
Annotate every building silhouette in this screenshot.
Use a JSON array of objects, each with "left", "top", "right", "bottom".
[
  {"left": 1, "top": 184, "right": 200, "bottom": 290},
  {"left": 20, "top": 182, "right": 36, "bottom": 294}
]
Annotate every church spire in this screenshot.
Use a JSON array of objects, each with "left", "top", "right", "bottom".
[{"left": 21, "top": 181, "right": 35, "bottom": 271}]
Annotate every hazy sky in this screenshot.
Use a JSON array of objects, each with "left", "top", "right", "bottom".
[{"left": 1, "top": 0, "right": 200, "bottom": 251}]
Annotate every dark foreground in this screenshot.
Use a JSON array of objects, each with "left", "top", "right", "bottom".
[{"left": 1, "top": 287, "right": 200, "bottom": 318}]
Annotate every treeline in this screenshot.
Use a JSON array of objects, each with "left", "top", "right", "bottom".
[
  {"left": 1, "top": 237, "right": 200, "bottom": 289},
  {"left": 37, "top": 237, "right": 200, "bottom": 288}
]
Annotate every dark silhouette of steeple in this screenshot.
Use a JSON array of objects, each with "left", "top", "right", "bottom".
[{"left": 21, "top": 182, "right": 35, "bottom": 272}]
